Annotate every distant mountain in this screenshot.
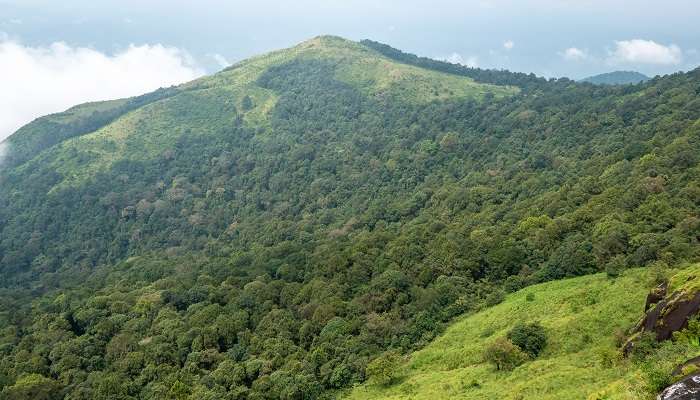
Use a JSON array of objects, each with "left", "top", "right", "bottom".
[{"left": 580, "top": 70, "right": 650, "bottom": 85}]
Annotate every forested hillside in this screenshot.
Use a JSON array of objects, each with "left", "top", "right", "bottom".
[{"left": 0, "top": 36, "right": 698, "bottom": 399}]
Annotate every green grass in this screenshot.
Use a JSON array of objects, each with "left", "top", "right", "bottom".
[
  {"left": 190, "top": 35, "right": 516, "bottom": 104},
  {"left": 54, "top": 98, "right": 130, "bottom": 121},
  {"left": 669, "top": 263, "right": 700, "bottom": 294},
  {"left": 15, "top": 36, "right": 518, "bottom": 192},
  {"left": 343, "top": 265, "right": 700, "bottom": 400}
]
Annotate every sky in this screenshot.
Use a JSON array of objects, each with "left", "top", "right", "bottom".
[{"left": 1, "top": 0, "right": 699, "bottom": 141}]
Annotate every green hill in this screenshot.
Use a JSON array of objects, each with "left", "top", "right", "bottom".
[
  {"left": 580, "top": 71, "right": 650, "bottom": 85},
  {"left": 0, "top": 37, "right": 698, "bottom": 399},
  {"left": 2, "top": 87, "right": 180, "bottom": 168},
  {"left": 344, "top": 264, "right": 700, "bottom": 400}
]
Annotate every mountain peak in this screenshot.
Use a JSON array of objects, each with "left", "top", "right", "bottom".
[
  {"left": 296, "top": 35, "right": 356, "bottom": 48},
  {"left": 284, "top": 35, "right": 371, "bottom": 58}
]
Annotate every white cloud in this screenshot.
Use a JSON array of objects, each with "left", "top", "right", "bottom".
[
  {"left": 503, "top": 40, "right": 515, "bottom": 50},
  {"left": 0, "top": 38, "right": 205, "bottom": 142},
  {"left": 439, "top": 52, "right": 478, "bottom": 68},
  {"left": 561, "top": 47, "right": 588, "bottom": 61},
  {"left": 209, "top": 53, "right": 230, "bottom": 69},
  {"left": 608, "top": 39, "right": 682, "bottom": 65},
  {"left": 0, "top": 142, "right": 7, "bottom": 167}
]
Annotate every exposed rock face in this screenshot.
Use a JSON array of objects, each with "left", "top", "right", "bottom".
[
  {"left": 628, "top": 269, "right": 700, "bottom": 399},
  {"left": 624, "top": 282, "right": 700, "bottom": 356},
  {"left": 646, "top": 282, "right": 668, "bottom": 311},
  {"left": 643, "top": 291, "right": 700, "bottom": 341},
  {"left": 658, "top": 374, "right": 700, "bottom": 400}
]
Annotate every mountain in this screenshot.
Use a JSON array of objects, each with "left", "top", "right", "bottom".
[
  {"left": 0, "top": 36, "right": 699, "bottom": 399},
  {"left": 580, "top": 71, "right": 651, "bottom": 85}
]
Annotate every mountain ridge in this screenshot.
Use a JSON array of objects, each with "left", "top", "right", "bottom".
[
  {"left": 2, "top": 36, "right": 517, "bottom": 179},
  {"left": 0, "top": 37, "right": 698, "bottom": 399},
  {"left": 580, "top": 70, "right": 650, "bottom": 85}
]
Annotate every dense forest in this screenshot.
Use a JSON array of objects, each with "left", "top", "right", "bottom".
[{"left": 0, "top": 36, "right": 698, "bottom": 399}]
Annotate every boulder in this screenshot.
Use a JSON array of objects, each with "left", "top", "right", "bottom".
[{"left": 658, "top": 374, "right": 700, "bottom": 400}]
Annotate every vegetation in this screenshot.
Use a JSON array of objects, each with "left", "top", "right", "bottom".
[
  {"left": 366, "top": 352, "right": 402, "bottom": 386},
  {"left": 483, "top": 337, "right": 527, "bottom": 371},
  {"left": 580, "top": 71, "right": 651, "bottom": 86},
  {"left": 0, "top": 36, "right": 698, "bottom": 399},
  {"left": 360, "top": 39, "right": 548, "bottom": 90},
  {"left": 507, "top": 322, "right": 547, "bottom": 358},
  {"left": 344, "top": 265, "right": 700, "bottom": 400},
  {"left": 3, "top": 87, "right": 179, "bottom": 168}
]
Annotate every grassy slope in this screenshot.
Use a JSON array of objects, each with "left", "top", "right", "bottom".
[
  {"left": 9, "top": 36, "right": 517, "bottom": 191},
  {"left": 2, "top": 99, "right": 129, "bottom": 162},
  {"left": 344, "top": 265, "right": 700, "bottom": 400}
]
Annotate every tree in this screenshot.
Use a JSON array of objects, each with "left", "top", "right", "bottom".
[
  {"left": 507, "top": 322, "right": 548, "bottom": 358},
  {"left": 592, "top": 216, "right": 630, "bottom": 265},
  {"left": 241, "top": 95, "right": 254, "bottom": 111},
  {"left": 483, "top": 337, "right": 527, "bottom": 371},
  {"left": 605, "top": 255, "right": 626, "bottom": 278},
  {"left": 1, "top": 374, "right": 62, "bottom": 400},
  {"left": 543, "top": 234, "right": 597, "bottom": 279}
]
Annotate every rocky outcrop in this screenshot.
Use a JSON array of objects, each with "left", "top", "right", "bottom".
[
  {"left": 658, "top": 374, "right": 700, "bottom": 400},
  {"left": 645, "top": 282, "right": 667, "bottom": 311},
  {"left": 644, "top": 291, "right": 700, "bottom": 341},
  {"left": 626, "top": 268, "right": 700, "bottom": 399},
  {"left": 624, "top": 282, "right": 700, "bottom": 356}
]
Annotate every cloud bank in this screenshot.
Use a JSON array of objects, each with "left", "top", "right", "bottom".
[
  {"left": 209, "top": 53, "right": 231, "bottom": 69},
  {"left": 0, "top": 38, "right": 205, "bottom": 142},
  {"left": 0, "top": 142, "right": 7, "bottom": 167},
  {"left": 608, "top": 39, "right": 682, "bottom": 65},
  {"left": 440, "top": 52, "right": 478, "bottom": 68},
  {"left": 562, "top": 47, "right": 588, "bottom": 61}
]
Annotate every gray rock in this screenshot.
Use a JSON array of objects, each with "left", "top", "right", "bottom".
[{"left": 659, "top": 374, "right": 700, "bottom": 400}]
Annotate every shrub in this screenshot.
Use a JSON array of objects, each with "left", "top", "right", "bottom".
[
  {"left": 366, "top": 351, "right": 401, "bottom": 386},
  {"left": 628, "top": 332, "right": 659, "bottom": 362},
  {"left": 640, "top": 360, "right": 672, "bottom": 393},
  {"left": 605, "top": 255, "right": 626, "bottom": 278},
  {"left": 507, "top": 322, "right": 548, "bottom": 358},
  {"left": 483, "top": 337, "right": 528, "bottom": 371},
  {"left": 595, "top": 347, "right": 619, "bottom": 368},
  {"left": 672, "top": 315, "right": 700, "bottom": 346},
  {"left": 484, "top": 289, "right": 506, "bottom": 307}
]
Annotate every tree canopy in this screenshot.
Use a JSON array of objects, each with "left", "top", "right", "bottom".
[{"left": 0, "top": 37, "right": 698, "bottom": 399}]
